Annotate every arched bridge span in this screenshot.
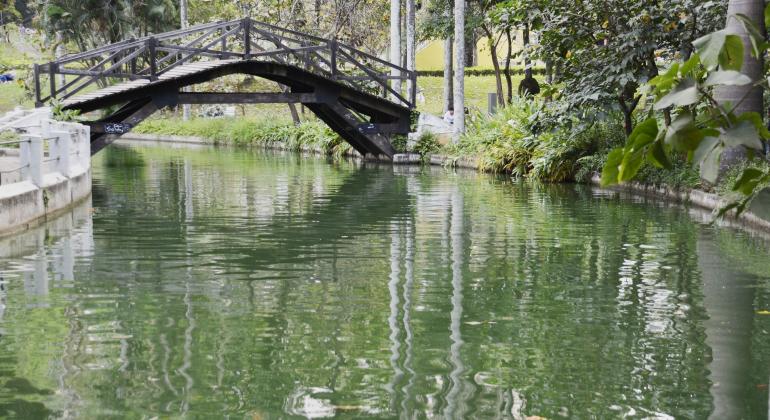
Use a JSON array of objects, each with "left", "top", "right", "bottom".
[{"left": 32, "top": 18, "right": 416, "bottom": 158}]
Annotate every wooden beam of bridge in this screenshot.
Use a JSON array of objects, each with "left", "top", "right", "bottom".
[{"left": 176, "top": 92, "right": 319, "bottom": 104}]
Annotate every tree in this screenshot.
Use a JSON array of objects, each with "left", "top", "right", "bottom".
[
  {"left": 42, "top": 0, "right": 179, "bottom": 52},
  {"left": 715, "top": 0, "right": 765, "bottom": 168},
  {"left": 453, "top": 0, "right": 465, "bottom": 139},
  {"left": 180, "top": 0, "right": 190, "bottom": 121},
  {"left": 535, "top": 0, "right": 725, "bottom": 135},
  {"left": 0, "top": 0, "right": 21, "bottom": 43},
  {"left": 601, "top": 1, "right": 770, "bottom": 217},
  {"left": 390, "top": 0, "right": 402, "bottom": 100},
  {"left": 406, "top": 0, "right": 416, "bottom": 103}
]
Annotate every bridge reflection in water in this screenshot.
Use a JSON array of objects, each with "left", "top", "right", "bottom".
[{"left": 0, "top": 145, "right": 768, "bottom": 417}]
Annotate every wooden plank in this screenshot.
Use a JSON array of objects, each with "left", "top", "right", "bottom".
[{"left": 177, "top": 92, "right": 320, "bottom": 104}]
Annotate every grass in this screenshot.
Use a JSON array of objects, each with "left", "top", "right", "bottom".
[
  {"left": 416, "top": 75, "right": 534, "bottom": 116},
  {"left": 0, "top": 82, "right": 31, "bottom": 113},
  {"left": 134, "top": 116, "right": 353, "bottom": 158}
]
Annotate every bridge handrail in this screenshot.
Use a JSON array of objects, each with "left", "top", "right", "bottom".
[{"left": 33, "top": 18, "right": 417, "bottom": 109}]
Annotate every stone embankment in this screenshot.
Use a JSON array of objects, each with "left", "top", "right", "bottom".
[{"left": 0, "top": 108, "right": 92, "bottom": 236}]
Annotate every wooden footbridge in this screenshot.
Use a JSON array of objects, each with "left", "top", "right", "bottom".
[{"left": 32, "top": 18, "right": 416, "bottom": 158}]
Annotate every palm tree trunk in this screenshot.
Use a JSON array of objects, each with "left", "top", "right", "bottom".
[
  {"left": 504, "top": 28, "right": 513, "bottom": 104},
  {"left": 390, "top": 0, "right": 402, "bottom": 102},
  {"left": 453, "top": 0, "right": 465, "bottom": 140},
  {"left": 180, "top": 0, "right": 191, "bottom": 121},
  {"left": 716, "top": 0, "right": 765, "bottom": 168},
  {"left": 406, "top": 0, "right": 416, "bottom": 103},
  {"left": 444, "top": 36, "right": 454, "bottom": 114}
]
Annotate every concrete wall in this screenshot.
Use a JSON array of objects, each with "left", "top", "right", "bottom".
[{"left": 0, "top": 108, "right": 92, "bottom": 237}]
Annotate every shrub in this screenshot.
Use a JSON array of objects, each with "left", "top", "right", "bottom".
[{"left": 413, "top": 131, "right": 440, "bottom": 159}]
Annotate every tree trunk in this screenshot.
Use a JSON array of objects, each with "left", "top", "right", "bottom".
[
  {"left": 716, "top": 0, "right": 765, "bottom": 168},
  {"left": 55, "top": 31, "right": 66, "bottom": 87},
  {"left": 444, "top": 36, "right": 454, "bottom": 114},
  {"left": 485, "top": 31, "right": 504, "bottom": 108},
  {"left": 180, "top": 0, "right": 191, "bottom": 121},
  {"left": 504, "top": 28, "right": 513, "bottom": 104},
  {"left": 523, "top": 24, "right": 531, "bottom": 80},
  {"left": 453, "top": 0, "right": 465, "bottom": 140},
  {"left": 390, "top": 0, "right": 402, "bottom": 101},
  {"left": 405, "top": 0, "right": 416, "bottom": 104}
]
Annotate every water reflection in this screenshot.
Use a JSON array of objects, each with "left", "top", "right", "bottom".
[{"left": 0, "top": 145, "right": 768, "bottom": 418}]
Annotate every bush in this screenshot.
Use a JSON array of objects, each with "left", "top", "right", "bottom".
[
  {"left": 413, "top": 131, "right": 440, "bottom": 159},
  {"left": 417, "top": 66, "right": 546, "bottom": 77},
  {"left": 135, "top": 117, "right": 344, "bottom": 154}
]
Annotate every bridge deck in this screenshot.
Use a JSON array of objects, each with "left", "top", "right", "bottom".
[{"left": 62, "top": 59, "right": 241, "bottom": 107}]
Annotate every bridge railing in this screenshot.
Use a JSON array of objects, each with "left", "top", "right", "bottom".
[{"left": 34, "top": 18, "right": 417, "bottom": 109}]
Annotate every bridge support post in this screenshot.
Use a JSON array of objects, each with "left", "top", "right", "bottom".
[
  {"left": 148, "top": 37, "right": 158, "bottom": 80},
  {"left": 48, "top": 63, "right": 57, "bottom": 100},
  {"left": 243, "top": 18, "right": 251, "bottom": 59},
  {"left": 33, "top": 64, "right": 42, "bottom": 107},
  {"left": 329, "top": 39, "right": 337, "bottom": 78}
]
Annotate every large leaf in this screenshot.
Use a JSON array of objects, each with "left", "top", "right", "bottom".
[
  {"left": 693, "top": 30, "right": 726, "bottom": 70},
  {"left": 619, "top": 149, "right": 645, "bottom": 182},
  {"left": 732, "top": 167, "right": 766, "bottom": 195},
  {"left": 600, "top": 148, "right": 624, "bottom": 186},
  {"left": 693, "top": 136, "right": 719, "bottom": 165},
  {"left": 735, "top": 13, "right": 768, "bottom": 57},
  {"left": 664, "top": 111, "right": 704, "bottom": 151},
  {"left": 704, "top": 70, "right": 752, "bottom": 86},
  {"left": 736, "top": 112, "right": 770, "bottom": 139},
  {"left": 719, "top": 34, "right": 744, "bottom": 71},
  {"left": 654, "top": 79, "right": 700, "bottom": 109},
  {"left": 700, "top": 144, "right": 723, "bottom": 183},
  {"left": 627, "top": 117, "right": 659, "bottom": 150},
  {"left": 721, "top": 121, "right": 763, "bottom": 150},
  {"left": 647, "top": 140, "right": 672, "bottom": 169}
]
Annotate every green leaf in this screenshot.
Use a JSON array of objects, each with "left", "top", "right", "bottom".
[
  {"left": 735, "top": 13, "right": 767, "bottom": 57},
  {"left": 693, "top": 136, "right": 719, "bottom": 165},
  {"left": 704, "top": 70, "right": 752, "bottom": 86},
  {"left": 600, "top": 148, "right": 624, "bottom": 186},
  {"left": 654, "top": 79, "right": 700, "bottom": 109},
  {"left": 700, "top": 144, "right": 723, "bottom": 183},
  {"left": 693, "top": 30, "right": 726, "bottom": 70},
  {"left": 679, "top": 54, "right": 701, "bottom": 77},
  {"left": 765, "top": 2, "right": 770, "bottom": 32},
  {"left": 619, "top": 149, "right": 645, "bottom": 182},
  {"left": 664, "top": 111, "right": 704, "bottom": 151},
  {"left": 721, "top": 120, "right": 763, "bottom": 150},
  {"left": 719, "top": 34, "right": 744, "bottom": 71},
  {"left": 647, "top": 140, "right": 672, "bottom": 169},
  {"left": 627, "top": 117, "right": 659, "bottom": 150},
  {"left": 732, "top": 167, "right": 765, "bottom": 195},
  {"left": 736, "top": 112, "right": 770, "bottom": 139}
]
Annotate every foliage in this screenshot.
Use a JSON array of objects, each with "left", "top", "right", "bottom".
[
  {"left": 135, "top": 116, "right": 348, "bottom": 155},
  {"left": 535, "top": 0, "right": 726, "bottom": 134},
  {"left": 601, "top": 5, "right": 770, "bottom": 216},
  {"left": 413, "top": 131, "right": 440, "bottom": 159},
  {"left": 391, "top": 134, "right": 408, "bottom": 153},
  {"left": 416, "top": 66, "right": 547, "bottom": 77},
  {"left": 39, "top": 0, "right": 179, "bottom": 52}
]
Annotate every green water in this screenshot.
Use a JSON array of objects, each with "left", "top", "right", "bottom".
[{"left": 1, "top": 144, "right": 770, "bottom": 419}]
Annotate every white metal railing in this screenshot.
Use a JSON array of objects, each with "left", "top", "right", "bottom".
[{"left": 0, "top": 107, "right": 90, "bottom": 188}]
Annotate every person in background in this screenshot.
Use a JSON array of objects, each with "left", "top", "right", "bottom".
[{"left": 443, "top": 107, "right": 454, "bottom": 124}]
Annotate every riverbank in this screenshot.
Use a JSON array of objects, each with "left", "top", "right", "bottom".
[{"left": 117, "top": 131, "right": 770, "bottom": 237}]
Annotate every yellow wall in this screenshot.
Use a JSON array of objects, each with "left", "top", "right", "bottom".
[{"left": 416, "top": 34, "right": 526, "bottom": 70}]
